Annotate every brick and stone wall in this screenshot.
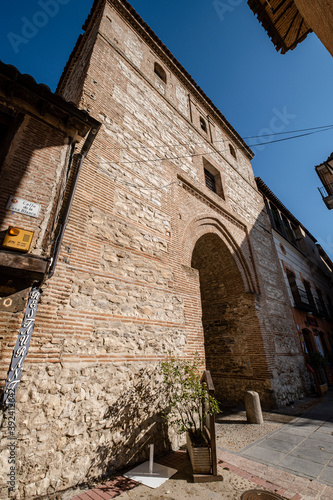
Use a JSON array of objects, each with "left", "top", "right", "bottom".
[{"left": 0, "top": 1, "right": 308, "bottom": 498}]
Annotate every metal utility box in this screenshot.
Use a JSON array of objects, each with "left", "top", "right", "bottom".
[{"left": 2, "top": 227, "right": 34, "bottom": 253}]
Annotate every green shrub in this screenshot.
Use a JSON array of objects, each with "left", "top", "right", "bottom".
[{"left": 160, "top": 354, "right": 221, "bottom": 446}]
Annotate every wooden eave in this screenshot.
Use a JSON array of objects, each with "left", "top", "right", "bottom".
[
  {"left": 247, "top": 0, "right": 312, "bottom": 53},
  {"left": 0, "top": 61, "right": 100, "bottom": 140}
]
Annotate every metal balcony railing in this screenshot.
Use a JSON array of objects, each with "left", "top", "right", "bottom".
[{"left": 318, "top": 182, "right": 333, "bottom": 199}]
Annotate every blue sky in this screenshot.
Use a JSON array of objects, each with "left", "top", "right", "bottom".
[{"left": 1, "top": 0, "right": 333, "bottom": 258}]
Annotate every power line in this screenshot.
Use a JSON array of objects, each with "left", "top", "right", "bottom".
[
  {"left": 248, "top": 127, "right": 333, "bottom": 148},
  {"left": 243, "top": 124, "right": 333, "bottom": 139},
  {"left": 119, "top": 124, "right": 333, "bottom": 156},
  {"left": 107, "top": 126, "right": 333, "bottom": 167}
]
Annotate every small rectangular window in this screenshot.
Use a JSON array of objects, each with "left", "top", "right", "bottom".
[
  {"left": 203, "top": 158, "right": 224, "bottom": 199},
  {"left": 204, "top": 168, "right": 216, "bottom": 193},
  {"left": 229, "top": 143, "right": 236, "bottom": 158},
  {"left": 200, "top": 117, "right": 207, "bottom": 132},
  {"left": 154, "top": 62, "right": 167, "bottom": 83}
]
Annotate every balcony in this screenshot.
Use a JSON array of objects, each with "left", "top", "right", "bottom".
[{"left": 318, "top": 182, "right": 333, "bottom": 209}]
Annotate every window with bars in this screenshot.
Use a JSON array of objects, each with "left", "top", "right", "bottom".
[
  {"left": 203, "top": 158, "right": 224, "bottom": 199},
  {"left": 204, "top": 168, "right": 216, "bottom": 193}
]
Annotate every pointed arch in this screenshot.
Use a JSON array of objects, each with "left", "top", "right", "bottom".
[{"left": 181, "top": 215, "right": 259, "bottom": 294}]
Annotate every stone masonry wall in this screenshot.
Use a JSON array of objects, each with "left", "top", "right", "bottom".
[{"left": 1, "top": 1, "right": 308, "bottom": 498}]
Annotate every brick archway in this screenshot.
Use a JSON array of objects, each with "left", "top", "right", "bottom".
[
  {"left": 181, "top": 215, "right": 259, "bottom": 294},
  {"left": 189, "top": 228, "right": 265, "bottom": 403}
]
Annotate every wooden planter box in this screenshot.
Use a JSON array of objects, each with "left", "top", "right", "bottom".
[
  {"left": 319, "top": 383, "right": 328, "bottom": 395},
  {"left": 186, "top": 432, "right": 211, "bottom": 474}
]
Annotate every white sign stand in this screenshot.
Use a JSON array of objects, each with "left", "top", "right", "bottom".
[{"left": 124, "top": 444, "right": 177, "bottom": 489}]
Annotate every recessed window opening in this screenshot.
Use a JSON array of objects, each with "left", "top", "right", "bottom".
[
  {"left": 203, "top": 158, "right": 224, "bottom": 199},
  {"left": 204, "top": 168, "right": 216, "bottom": 193},
  {"left": 229, "top": 143, "right": 236, "bottom": 158},
  {"left": 154, "top": 62, "right": 167, "bottom": 83},
  {"left": 200, "top": 117, "right": 207, "bottom": 132}
]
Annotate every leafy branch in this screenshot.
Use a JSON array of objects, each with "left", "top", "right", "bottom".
[{"left": 160, "top": 354, "right": 221, "bottom": 445}]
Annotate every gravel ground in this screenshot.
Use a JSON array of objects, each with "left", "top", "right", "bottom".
[
  {"left": 116, "top": 459, "right": 258, "bottom": 500},
  {"left": 215, "top": 394, "right": 323, "bottom": 452}
]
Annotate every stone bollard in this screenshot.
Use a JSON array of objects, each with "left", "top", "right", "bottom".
[{"left": 244, "top": 391, "right": 263, "bottom": 424}]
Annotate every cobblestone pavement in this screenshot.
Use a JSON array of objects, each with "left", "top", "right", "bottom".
[{"left": 70, "top": 391, "right": 333, "bottom": 500}]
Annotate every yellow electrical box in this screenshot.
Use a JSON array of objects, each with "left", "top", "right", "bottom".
[{"left": 2, "top": 227, "right": 34, "bottom": 253}]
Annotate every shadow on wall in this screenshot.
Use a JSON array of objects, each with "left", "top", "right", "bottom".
[{"left": 86, "top": 365, "right": 172, "bottom": 483}]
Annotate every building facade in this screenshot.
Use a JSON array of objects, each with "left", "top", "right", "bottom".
[
  {"left": 257, "top": 177, "right": 333, "bottom": 391},
  {"left": 315, "top": 153, "right": 333, "bottom": 210},
  {"left": 0, "top": 61, "right": 100, "bottom": 499},
  {"left": 0, "top": 1, "right": 311, "bottom": 497}
]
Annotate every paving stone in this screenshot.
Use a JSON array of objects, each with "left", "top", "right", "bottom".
[
  {"left": 268, "top": 431, "right": 306, "bottom": 445},
  {"left": 258, "top": 437, "right": 300, "bottom": 453},
  {"left": 278, "top": 455, "right": 324, "bottom": 478},
  {"left": 282, "top": 425, "right": 316, "bottom": 436},
  {"left": 315, "top": 424, "right": 333, "bottom": 434},
  {"left": 288, "top": 444, "right": 332, "bottom": 465},
  {"left": 242, "top": 445, "right": 286, "bottom": 464},
  {"left": 318, "top": 465, "right": 333, "bottom": 485},
  {"left": 306, "top": 436, "right": 333, "bottom": 453}
]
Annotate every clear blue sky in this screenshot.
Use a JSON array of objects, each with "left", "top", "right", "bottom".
[{"left": 1, "top": 0, "right": 333, "bottom": 258}]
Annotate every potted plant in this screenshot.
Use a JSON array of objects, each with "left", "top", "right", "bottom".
[{"left": 161, "top": 355, "right": 221, "bottom": 474}]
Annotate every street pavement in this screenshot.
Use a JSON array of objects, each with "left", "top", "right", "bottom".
[{"left": 235, "top": 390, "right": 333, "bottom": 486}]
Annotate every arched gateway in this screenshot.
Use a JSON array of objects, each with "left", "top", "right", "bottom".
[{"left": 189, "top": 229, "right": 269, "bottom": 404}]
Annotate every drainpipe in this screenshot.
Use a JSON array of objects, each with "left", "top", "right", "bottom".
[{"left": 47, "top": 125, "right": 99, "bottom": 279}]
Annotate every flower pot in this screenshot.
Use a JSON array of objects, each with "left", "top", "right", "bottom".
[{"left": 186, "top": 432, "right": 211, "bottom": 474}]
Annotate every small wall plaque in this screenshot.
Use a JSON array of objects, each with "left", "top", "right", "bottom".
[{"left": 6, "top": 196, "right": 41, "bottom": 218}]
